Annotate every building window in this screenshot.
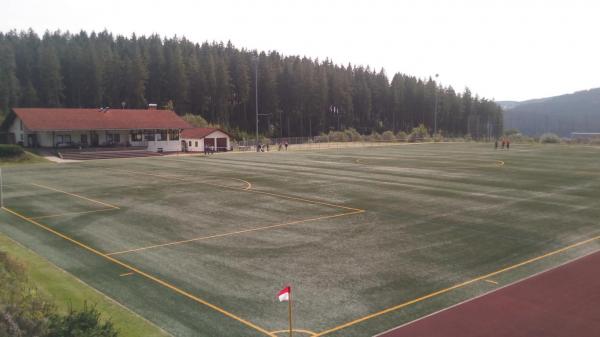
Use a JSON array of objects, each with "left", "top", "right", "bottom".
[
  {"left": 131, "top": 132, "right": 143, "bottom": 142},
  {"left": 168, "top": 130, "right": 179, "bottom": 141},
  {"left": 57, "top": 135, "right": 71, "bottom": 144},
  {"left": 106, "top": 133, "right": 120, "bottom": 144},
  {"left": 19, "top": 119, "right": 23, "bottom": 131},
  {"left": 195, "top": 141, "right": 198, "bottom": 147},
  {"left": 144, "top": 131, "right": 155, "bottom": 141},
  {"left": 157, "top": 130, "right": 168, "bottom": 141},
  {"left": 188, "top": 140, "right": 192, "bottom": 147}
]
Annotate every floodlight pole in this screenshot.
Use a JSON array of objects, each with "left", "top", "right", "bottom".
[
  {"left": 434, "top": 73, "right": 439, "bottom": 135},
  {"left": 255, "top": 56, "right": 259, "bottom": 152}
]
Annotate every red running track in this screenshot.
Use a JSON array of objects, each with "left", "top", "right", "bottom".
[{"left": 377, "top": 250, "right": 600, "bottom": 337}]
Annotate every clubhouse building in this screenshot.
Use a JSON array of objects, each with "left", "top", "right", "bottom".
[{"left": 1, "top": 107, "right": 231, "bottom": 153}]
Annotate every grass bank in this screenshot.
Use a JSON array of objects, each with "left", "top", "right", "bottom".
[
  {"left": 0, "top": 150, "right": 51, "bottom": 166},
  {"left": 0, "top": 233, "right": 171, "bottom": 337}
]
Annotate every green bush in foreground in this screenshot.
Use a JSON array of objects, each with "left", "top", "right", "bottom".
[
  {"left": 0, "top": 251, "right": 119, "bottom": 337},
  {"left": 0, "top": 144, "right": 24, "bottom": 158},
  {"left": 539, "top": 133, "right": 561, "bottom": 144}
]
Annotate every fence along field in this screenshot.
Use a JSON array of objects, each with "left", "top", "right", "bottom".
[{"left": 1, "top": 142, "right": 599, "bottom": 337}]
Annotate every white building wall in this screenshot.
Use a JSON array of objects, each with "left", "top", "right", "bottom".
[
  {"left": 181, "top": 130, "right": 230, "bottom": 152},
  {"left": 8, "top": 116, "right": 26, "bottom": 145},
  {"left": 182, "top": 138, "right": 205, "bottom": 152},
  {"left": 37, "top": 132, "right": 54, "bottom": 147},
  {"left": 147, "top": 140, "right": 182, "bottom": 152}
]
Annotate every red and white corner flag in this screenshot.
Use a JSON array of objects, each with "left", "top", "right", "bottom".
[{"left": 277, "top": 286, "right": 291, "bottom": 302}]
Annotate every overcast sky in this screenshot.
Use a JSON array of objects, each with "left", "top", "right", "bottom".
[{"left": 3, "top": 0, "right": 599, "bottom": 101}]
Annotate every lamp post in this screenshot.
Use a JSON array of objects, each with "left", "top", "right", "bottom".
[
  {"left": 330, "top": 105, "right": 342, "bottom": 131},
  {"left": 434, "top": 73, "right": 439, "bottom": 135},
  {"left": 255, "top": 55, "right": 259, "bottom": 152}
]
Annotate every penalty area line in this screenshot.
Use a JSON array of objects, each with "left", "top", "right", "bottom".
[
  {"left": 106, "top": 210, "right": 364, "bottom": 256},
  {"left": 1, "top": 206, "right": 277, "bottom": 337},
  {"left": 30, "top": 183, "right": 120, "bottom": 210}
]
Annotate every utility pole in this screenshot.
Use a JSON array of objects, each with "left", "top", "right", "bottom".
[
  {"left": 434, "top": 73, "right": 439, "bottom": 135},
  {"left": 255, "top": 56, "right": 259, "bottom": 152}
]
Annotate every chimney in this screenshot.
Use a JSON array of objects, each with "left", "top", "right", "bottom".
[{"left": 148, "top": 103, "right": 158, "bottom": 110}]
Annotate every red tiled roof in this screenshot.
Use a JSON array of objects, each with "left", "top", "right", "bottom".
[
  {"left": 181, "top": 127, "right": 231, "bottom": 139},
  {"left": 13, "top": 108, "right": 191, "bottom": 131}
]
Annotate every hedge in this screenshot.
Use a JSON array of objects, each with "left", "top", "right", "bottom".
[{"left": 0, "top": 144, "right": 25, "bottom": 157}]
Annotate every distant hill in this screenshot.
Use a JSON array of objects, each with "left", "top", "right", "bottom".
[
  {"left": 496, "top": 101, "right": 521, "bottom": 110},
  {"left": 501, "top": 88, "right": 600, "bottom": 137}
]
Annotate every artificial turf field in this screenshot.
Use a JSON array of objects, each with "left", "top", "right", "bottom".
[{"left": 1, "top": 142, "right": 599, "bottom": 337}]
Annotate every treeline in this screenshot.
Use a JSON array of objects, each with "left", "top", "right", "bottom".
[{"left": 0, "top": 29, "right": 503, "bottom": 138}]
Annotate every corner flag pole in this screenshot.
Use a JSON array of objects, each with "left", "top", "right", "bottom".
[{"left": 288, "top": 288, "right": 293, "bottom": 337}]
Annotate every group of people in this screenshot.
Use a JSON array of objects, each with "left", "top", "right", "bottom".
[
  {"left": 204, "top": 145, "right": 215, "bottom": 155},
  {"left": 258, "top": 141, "right": 288, "bottom": 152},
  {"left": 494, "top": 138, "right": 511, "bottom": 150}
]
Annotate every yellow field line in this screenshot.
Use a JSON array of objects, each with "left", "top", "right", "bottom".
[
  {"left": 120, "top": 272, "right": 135, "bottom": 277},
  {"left": 30, "top": 183, "right": 120, "bottom": 210},
  {"left": 270, "top": 329, "right": 317, "bottom": 336},
  {"left": 484, "top": 279, "right": 499, "bottom": 285},
  {"left": 113, "top": 168, "right": 363, "bottom": 212},
  {"left": 30, "top": 208, "right": 118, "bottom": 220},
  {"left": 313, "top": 234, "right": 600, "bottom": 336},
  {"left": 1, "top": 206, "right": 276, "bottom": 337},
  {"left": 107, "top": 210, "right": 364, "bottom": 256},
  {"left": 231, "top": 177, "right": 252, "bottom": 190}
]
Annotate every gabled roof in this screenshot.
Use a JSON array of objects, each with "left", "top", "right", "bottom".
[
  {"left": 181, "top": 127, "right": 232, "bottom": 139},
  {"left": 10, "top": 108, "right": 191, "bottom": 131}
]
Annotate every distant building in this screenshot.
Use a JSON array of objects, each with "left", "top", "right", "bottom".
[
  {"left": 181, "top": 128, "right": 232, "bottom": 152},
  {"left": 571, "top": 132, "right": 600, "bottom": 139},
  {"left": 1, "top": 107, "right": 191, "bottom": 152}
]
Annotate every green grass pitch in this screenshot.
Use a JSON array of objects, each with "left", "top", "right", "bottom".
[{"left": 1, "top": 142, "right": 599, "bottom": 337}]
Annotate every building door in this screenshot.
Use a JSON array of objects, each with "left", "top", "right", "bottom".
[
  {"left": 216, "top": 138, "right": 227, "bottom": 151},
  {"left": 90, "top": 132, "right": 99, "bottom": 146},
  {"left": 81, "top": 134, "right": 88, "bottom": 146},
  {"left": 27, "top": 134, "right": 38, "bottom": 147},
  {"left": 204, "top": 138, "right": 215, "bottom": 151},
  {"left": 181, "top": 140, "right": 187, "bottom": 152}
]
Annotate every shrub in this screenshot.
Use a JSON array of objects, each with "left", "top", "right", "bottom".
[
  {"left": 0, "top": 144, "right": 24, "bottom": 158},
  {"left": 370, "top": 132, "right": 383, "bottom": 141},
  {"left": 504, "top": 128, "right": 521, "bottom": 136},
  {"left": 381, "top": 131, "right": 395, "bottom": 141},
  {"left": 328, "top": 131, "right": 349, "bottom": 142},
  {"left": 344, "top": 128, "right": 363, "bottom": 141},
  {"left": 181, "top": 114, "right": 209, "bottom": 128},
  {"left": 0, "top": 251, "right": 55, "bottom": 337},
  {"left": 408, "top": 124, "right": 430, "bottom": 142},
  {"left": 395, "top": 131, "right": 408, "bottom": 141},
  {"left": 48, "top": 303, "right": 119, "bottom": 337},
  {"left": 539, "top": 133, "right": 561, "bottom": 144}
]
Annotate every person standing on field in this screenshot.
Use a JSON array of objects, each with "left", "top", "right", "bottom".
[
  {"left": 506, "top": 139, "right": 510, "bottom": 150},
  {"left": 494, "top": 139, "right": 498, "bottom": 150}
]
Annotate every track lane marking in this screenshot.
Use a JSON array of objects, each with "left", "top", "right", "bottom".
[
  {"left": 119, "top": 272, "right": 135, "bottom": 277},
  {"left": 106, "top": 210, "right": 364, "bottom": 256},
  {"left": 1, "top": 206, "right": 276, "bottom": 337},
  {"left": 313, "top": 234, "right": 600, "bottom": 337},
  {"left": 484, "top": 279, "right": 499, "bottom": 285}
]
